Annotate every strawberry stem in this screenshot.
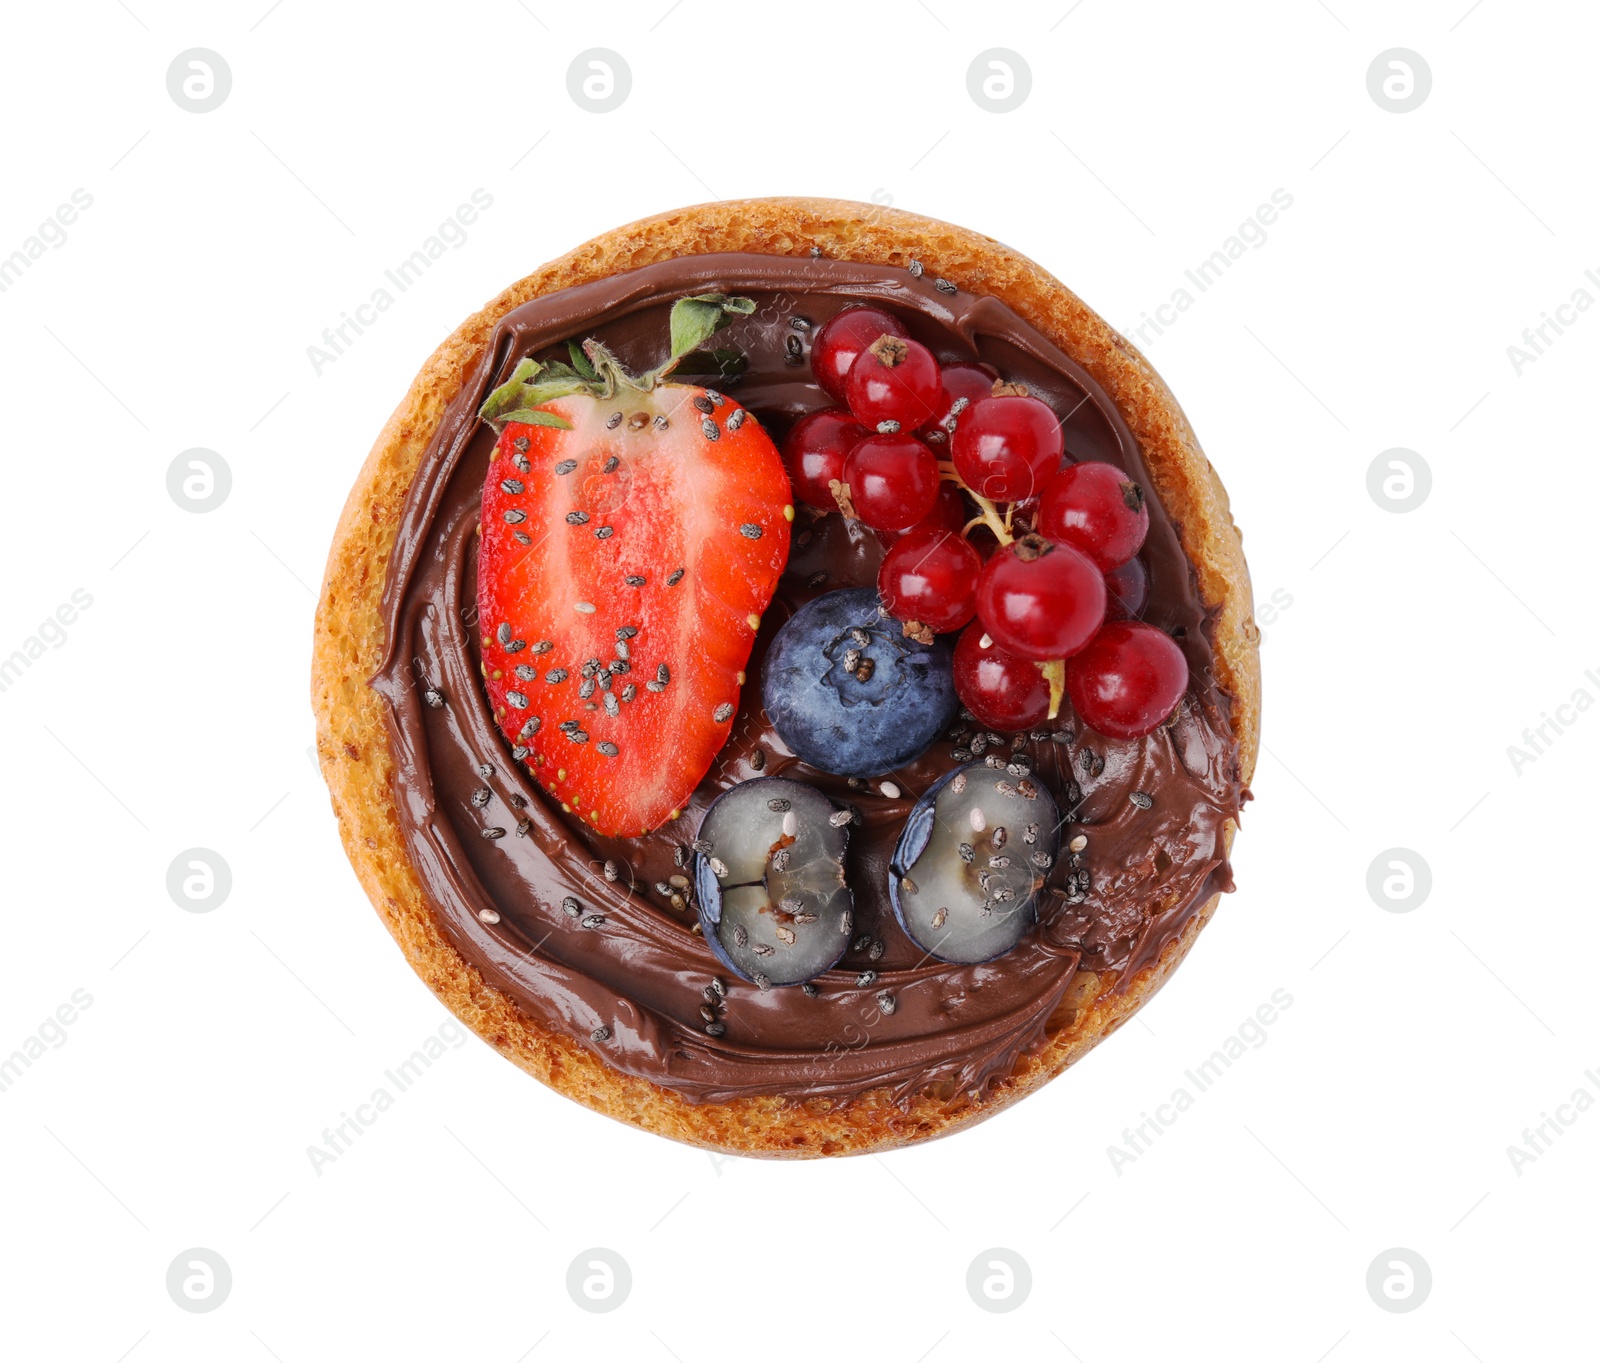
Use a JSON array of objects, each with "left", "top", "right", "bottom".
[
  {"left": 581, "top": 339, "right": 653, "bottom": 396},
  {"left": 477, "top": 294, "right": 758, "bottom": 430}
]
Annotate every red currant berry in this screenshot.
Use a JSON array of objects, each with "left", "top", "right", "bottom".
[
  {"left": 844, "top": 335, "right": 943, "bottom": 430},
  {"left": 1066, "top": 622, "right": 1188, "bottom": 739},
  {"left": 811, "top": 307, "right": 908, "bottom": 403},
  {"left": 902, "top": 480, "right": 969, "bottom": 537},
  {"left": 842, "top": 432, "right": 939, "bottom": 532},
  {"left": 1104, "top": 555, "right": 1148, "bottom": 620},
  {"left": 782, "top": 409, "right": 870, "bottom": 509},
  {"left": 952, "top": 622, "right": 1050, "bottom": 732},
  {"left": 918, "top": 362, "right": 995, "bottom": 444},
  {"left": 975, "top": 533, "right": 1105, "bottom": 661},
  {"left": 950, "top": 395, "right": 1064, "bottom": 503},
  {"left": 878, "top": 525, "right": 982, "bottom": 633},
  {"left": 1038, "top": 461, "right": 1150, "bottom": 571}
]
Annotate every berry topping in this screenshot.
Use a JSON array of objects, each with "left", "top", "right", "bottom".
[
  {"left": 919, "top": 361, "right": 995, "bottom": 443},
  {"left": 975, "top": 533, "right": 1106, "bottom": 662},
  {"left": 693, "top": 777, "right": 852, "bottom": 987},
  {"left": 1065, "top": 621, "right": 1188, "bottom": 739},
  {"left": 761, "top": 588, "right": 957, "bottom": 778},
  {"left": 811, "top": 307, "right": 908, "bottom": 404},
  {"left": 1103, "top": 554, "right": 1149, "bottom": 621},
  {"left": 782, "top": 409, "right": 870, "bottom": 510},
  {"left": 951, "top": 622, "right": 1050, "bottom": 732},
  {"left": 840, "top": 432, "right": 939, "bottom": 531},
  {"left": 877, "top": 525, "right": 981, "bottom": 635},
  {"left": 787, "top": 310, "right": 1176, "bottom": 747},
  {"left": 950, "top": 394, "right": 1064, "bottom": 503},
  {"left": 903, "top": 480, "right": 970, "bottom": 537},
  {"left": 844, "top": 335, "right": 944, "bottom": 430},
  {"left": 476, "top": 294, "right": 792, "bottom": 836},
  {"left": 889, "top": 762, "right": 1059, "bottom": 965},
  {"left": 1038, "top": 461, "right": 1150, "bottom": 570}
]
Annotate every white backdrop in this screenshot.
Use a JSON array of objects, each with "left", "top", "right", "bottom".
[{"left": 2, "top": 2, "right": 1595, "bottom": 1359}]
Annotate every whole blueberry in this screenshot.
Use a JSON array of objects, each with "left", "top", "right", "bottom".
[{"left": 761, "top": 588, "right": 957, "bottom": 778}]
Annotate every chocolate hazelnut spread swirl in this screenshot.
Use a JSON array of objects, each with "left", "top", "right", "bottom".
[{"left": 373, "top": 253, "right": 1243, "bottom": 1106}]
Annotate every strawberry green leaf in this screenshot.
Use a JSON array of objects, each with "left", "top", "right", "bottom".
[
  {"left": 568, "top": 340, "right": 599, "bottom": 382},
  {"left": 493, "top": 408, "right": 574, "bottom": 430},
  {"left": 523, "top": 382, "right": 587, "bottom": 406},
  {"left": 479, "top": 359, "right": 543, "bottom": 424},
  {"left": 480, "top": 358, "right": 584, "bottom": 429},
  {"left": 669, "top": 294, "right": 757, "bottom": 361}
]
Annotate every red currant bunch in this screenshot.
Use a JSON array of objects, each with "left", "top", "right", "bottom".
[
  {"left": 974, "top": 533, "right": 1106, "bottom": 662},
  {"left": 1066, "top": 622, "right": 1188, "bottom": 738},
  {"left": 841, "top": 432, "right": 939, "bottom": 531},
  {"left": 845, "top": 335, "right": 944, "bottom": 430},
  {"left": 782, "top": 409, "right": 870, "bottom": 510},
  {"left": 918, "top": 362, "right": 995, "bottom": 445},
  {"left": 1038, "top": 461, "right": 1149, "bottom": 570},
  {"left": 878, "top": 526, "right": 982, "bottom": 634},
  {"left": 800, "top": 317, "right": 1186, "bottom": 741},
  {"left": 952, "top": 622, "right": 1051, "bottom": 732},
  {"left": 905, "top": 480, "right": 969, "bottom": 537},
  {"left": 811, "top": 307, "right": 907, "bottom": 403},
  {"left": 1103, "top": 555, "right": 1148, "bottom": 620},
  {"left": 951, "top": 395, "right": 1064, "bottom": 503}
]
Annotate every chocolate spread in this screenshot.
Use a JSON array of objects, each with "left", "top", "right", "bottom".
[{"left": 372, "top": 253, "right": 1244, "bottom": 1106}]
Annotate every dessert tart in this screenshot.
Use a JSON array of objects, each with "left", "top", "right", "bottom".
[{"left": 312, "top": 198, "right": 1258, "bottom": 1157}]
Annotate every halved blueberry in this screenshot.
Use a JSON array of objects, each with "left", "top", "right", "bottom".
[
  {"left": 761, "top": 587, "right": 957, "bottom": 778},
  {"left": 888, "top": 761, "right": 1059, "bottom": 964},
  {"left": 693, "top": 777, "right": 853, "bottom": 988}
]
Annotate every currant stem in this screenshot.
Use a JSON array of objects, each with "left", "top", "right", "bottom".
[
  {"left": 942, "top": 447, "right": 1067, "bottom": 722},
  {"left": 938, "top": 459, "right": 1014, "bottom": 546},
  {"left": 1039, "top": 660, "right": 1066, "bottom": 720}
]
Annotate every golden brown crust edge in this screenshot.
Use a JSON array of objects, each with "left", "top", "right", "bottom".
[{"left": 311, "top": 197, "right": 1260, "bottom": 1158}]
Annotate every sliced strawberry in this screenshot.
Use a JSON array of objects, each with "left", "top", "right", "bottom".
[{"left": 476, "top": 296, "right": 793, "bottom": 837}]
